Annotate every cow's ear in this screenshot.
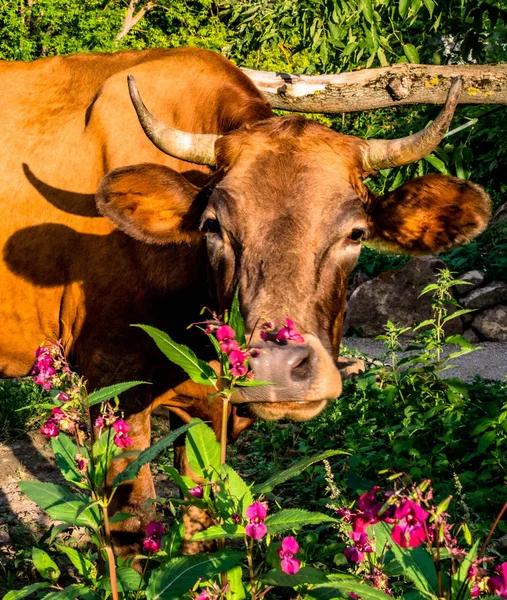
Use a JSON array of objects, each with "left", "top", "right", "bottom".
[
  {"left": 96, "top": 164, "right": 202, "bottom": 245},
  {"left": 366, "top": 174, "right": 491, "bottom": 255}
]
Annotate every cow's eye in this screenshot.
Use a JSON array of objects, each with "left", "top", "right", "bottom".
[
  {"left": 349, "top": 228, "right": 366, "bottom": 242},
  {"left": 203, "top": 218, "right": 221, "bottom": 234}
]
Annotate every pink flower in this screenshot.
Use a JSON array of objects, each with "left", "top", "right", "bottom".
[
  {"left": 114, "top": 432, "right": 133, "bottom": 448},
  {"left": 94, "top": 415, "right": 105, "bottom": 429},
  {"left": 245, "top": 502, "right": 267, "bottom": 539},
  {"left": 391, "top": 499, "right": 429, "bottom": 548},
  {"left": 57, "top": 392, "right": 69, "bottom": 402},
  {"left": 336, "top": 508, "right": 353, "bottom": 523},
  {"left": 344, "top": 546, "right": 365, "bottom": 563},
  {"left": 143, "top": 521, "right": 163, "bottom": 553},
  {"left": 275, "top": 319, "right": 304, "bottom": 344},
  {"left": 112, "top": 418, "right": 130, "bottom": 434},
  {"left": 229, "top": 350, "right": 248, "bottom": 377},
  {"left": 471, "top": 584, "right": 480, "bottom": 598},
  {"left": 349, "top": 594, "right": 361, "bottom": 599},
  {"left": 216, "top": 325, "right": 235, "bottom": 342},
  {"left": 220, "top": 339, "right": 240, "bottom": 354},
  {"left": 278, "top": 536, "right": 301, "bottom": 574},
  {"left": 489, "top": 563, "right": 507, "bottom": 599},
  {"left": 50, "top": 407, "right": 66, "bottom": 423},
  {"left": 40, "top": 420, "right": 59, "bottom": 438},
  {"left": 189, "top": 486, "right": 204, "bottom": 498}
]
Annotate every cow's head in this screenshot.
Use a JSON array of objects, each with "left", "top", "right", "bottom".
[{"left": 96, "top": 77, "right": 490, "bottom": 421}]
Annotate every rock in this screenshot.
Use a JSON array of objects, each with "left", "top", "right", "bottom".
[
  {"left": 338, "top": 356, "right": 365, "bottom": 379},
  {"left": 491, "top": 201, "right": 507, "bottom": 224},
  {"left": 461, "top": 282, "right": 507, "bottom": 310},
  {"left": 344, "top": 257, "right": 463, "bottom": 337},
  {"left": 455, "top": 270, "right": 485, "bottom": 296},
  {"left": 462, "top": 328, "right": 480, "bottom": 344},
  {"left": 472, "top": 305, "right": 507, "bottom": 341},
  {"left": 348, "top": 272, "right": 370, "bottom": 298}
]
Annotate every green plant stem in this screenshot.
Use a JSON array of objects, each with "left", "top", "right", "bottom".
[
  {"left": 246, "top": 535, "right": 256, "bottom": 599},
  {"left": 102, "top": 502, "right": 119, "bottom": 600},
  {"left": 220, "top": 394, "right": 229, "bottom": 466},
  {"left": 134, "top": 554, "right": 151, "bottom": 600}
]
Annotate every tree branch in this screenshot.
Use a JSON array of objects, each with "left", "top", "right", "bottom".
[
  {"left": 115, "top": 0, "right": 154, "bottom": 42},
  {"left": 241, "top": 63, "right": 507, "bottom": 113}
]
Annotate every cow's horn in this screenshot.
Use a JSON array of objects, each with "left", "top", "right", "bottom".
[
  {"left": 127, "top": 75, "right": 219, "bottom": 166},
  {"left": 362, "top": 77, "right": 462, "bottom": 172}
]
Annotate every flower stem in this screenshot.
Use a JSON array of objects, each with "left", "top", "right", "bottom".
[
  {"left": 102, "top": 502, "right": 119, "bottom": 600},
  {"left": 134, "top": 554, "right": 151, "bottom": 600},
  {"left": 479, "top": 501, "right": 507, "bottom": 558},
  {"left": 246, "top": 536, "right": 256, "bottom": 599},
  {"left": 220, "top": 394, "right": 229, "bottom": 465}
]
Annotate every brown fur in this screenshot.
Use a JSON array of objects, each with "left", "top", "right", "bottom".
[{"left": 0, "top": 47, "right": 490, "bottom": 555}]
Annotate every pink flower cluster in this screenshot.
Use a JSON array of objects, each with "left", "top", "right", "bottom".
[
  {"left": 143, "top": 521, "right": 163, "bottom": 553},
  {"left": 338, "top": 486, "right": 429, "bottom": 564},
  {"left": 469, "top": 561, "right": 507, "bottom": 599},
  {"left": 95, "top": 411, "right": 133, "bottom": 448},
  {"left": 261, "top": 318, "right": 305, "bottom": 344},
  {"left": 214, "top": 324, "right": 250, "bottom": 377},
  {"left": 40, "top": 406, "right": 82, "bottom": 439},
  {"left": 32, "top": 343, "right": 74, "bottom": 392}
]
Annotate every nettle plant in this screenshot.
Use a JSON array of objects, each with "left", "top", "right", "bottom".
[{"left": 6, "top": 288, "right": 507, "bottom": 600}]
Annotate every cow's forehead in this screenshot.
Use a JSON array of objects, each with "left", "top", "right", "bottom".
[{"left": 211, "top": 121, "right": 368, "bottom": 239}]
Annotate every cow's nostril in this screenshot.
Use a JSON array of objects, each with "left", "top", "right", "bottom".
[{"left": 290, "top": 350, "right": 312, "bottom": 382}]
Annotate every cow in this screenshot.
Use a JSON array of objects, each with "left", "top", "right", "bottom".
[{"left": 0, "top": 46, "right": 490, "bottom": 556}]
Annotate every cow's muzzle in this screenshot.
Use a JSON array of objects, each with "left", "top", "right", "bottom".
[{"left": 231, "top": 334, "right": 342, "bottom": 421}]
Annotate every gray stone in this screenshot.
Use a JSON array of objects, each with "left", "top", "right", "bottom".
[
  {"left": 462, "top": 328, "right": 480, "bottom": 344},
  {"left": 344, "top": 256, "right": 462, "bottom": 338},
  {"left": 462, "top": 282, "right": 507, "bottom": 310},
  {"left": 472, "top": 305, "right": 507, "bottom": 342},
  {"left": 455, "top": 270, "right": 485, "bottom": 296}
]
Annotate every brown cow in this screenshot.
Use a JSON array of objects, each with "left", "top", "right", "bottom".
[{"left": 0, "top": 47, "right": 490, "bottom": 555}]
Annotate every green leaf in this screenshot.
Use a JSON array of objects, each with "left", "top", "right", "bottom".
[
  {"left": 308, "top": 582, "right": 392, "bottom": 600},
  {"left": 162, "top": 520, "right": 185, "bottom": 560},
  {"left": 265, "top": 509, "right": 338, "bottom": 535},
  {"left": 343, "top": 42, "right": 358, "bottom": 56},
  {"left": 112, "top": 422, "right": 194, "bottom": 487},
  {"left": 185, "top": 419, "right": 221, "bottom": 480},
  {"left": 226, "top": 565, "right": 246, "bottom": 599},
  {"left": 98, "top": 566, "right": 141, "bottom": 593},
  {"left": 221, "top": 464, "right": 253, "bottom": 517},
  {"left": 360, "top": 0, "right": 374, "bottom": 23},
  {"left": 423, "top": 0, "right": 435, "bottom": 16},
  {"left": 262, "top": 566, "right": 328, "bottom": 586},
  {"left": 55, "top": 544, "right": 93, "bottom": 579},
  {"left": 477, "top": 430, "right": 497, "bottom": 453},
  {"left": 379, "top": 523, "right": 438, "bottom": 597},
  {"left": 3, "top": 583, "right": 52, "bottom": 600},
  {"left": 234, "top": 379, "right": 274, "bottom": 387},
  {"left": 91, "top": 429, "right": 122, "bottom": 489},
  {"left": 135, "top": 325, "right": 217, "bottom": 387},
  {"left": 399, "top": 0, "right": 409, "bottom": 18},
  {"left": 190, "top": 524, "right": 246, "bottom": 541},
  {"left": 108, "top": 512, "right": 134, "bottom": 524},
  {"left": 51, "top": 435, "right": 88, "bottom": 489},
  {"left": 87, "top": 381, "right": 149, "bottom": 407},
  {"left": 403, "top": 43, "right": 420, "bottom": 63},
  {"left": 452, "top": 540, "right": 479, "bottom": 597},
  {"left": 42, "top": 585, "right": 93, "bottom": 599},
  {"left": 146, "top": 550, "right": 243, "bottom": 600},
  {"left": 253, "top": 449, "right": 349, "bottom": 494},
  {"left": 18, "top": 482, "right": 101, "bottom": 529},
  {"left": 424, "top": 153, "right": 448, "bottom": 174},
  {"left": 228, "top": 287, "right": 246, "bottom": 345}
]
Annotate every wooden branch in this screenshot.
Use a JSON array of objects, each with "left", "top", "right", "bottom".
[
  {"left": 241, "top": 63, "right": 507, "bottom": 113},
  {"left": 115, "top": 0, "right": 154, "bottom": 42}
]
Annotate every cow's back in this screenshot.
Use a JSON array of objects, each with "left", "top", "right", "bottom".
[{"left": 0, "top": 47, "right": 271, "bottom": 377}]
